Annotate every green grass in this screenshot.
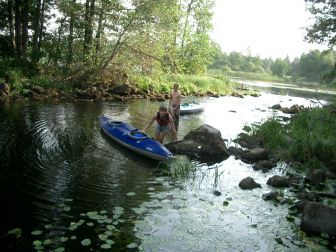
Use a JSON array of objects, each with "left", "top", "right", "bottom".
[
  {"left": 208, "top": 69, "right": 283, "bottom": 83},
  {"left": 129, "top": 73, "right": 235, "bottom": 95},
  {"left": 249, "top": 106, "right": 336, "bottom": 172}
]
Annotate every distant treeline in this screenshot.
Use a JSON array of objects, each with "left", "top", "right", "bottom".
[{"left": 209, "top": 48, "right": 336, "bottom": 85}]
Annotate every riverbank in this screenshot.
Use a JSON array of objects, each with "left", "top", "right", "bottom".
[
  {"left": 209, "top": 69, "right": 336, "bottom": 92},
  {"left": 230, "top": 103, "right": 336, "bottom": 248},
  {"left": 0, "top": 73, "right": 260, "bottom": 103}
]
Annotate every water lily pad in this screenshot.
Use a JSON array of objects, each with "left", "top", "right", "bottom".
[
  {"left": 60, "top": 236, "right": 68, "bottom": 242},
  {"left": 106, "top": 225, "right": 115, "bottom": 231},
  {"left": 7, "top": 228, "right": 22, "bottom": 238},
  {"left": 44, "top": 224, "right": 52, "bottom": 229},
  {"left": 104, "top": 230, "right": 113, "bottom": 236},
  {"left": 101, "top": 244, "right": 111, "bottom": 249},
  {"left": 31, "top": 230, "right": 43, "bottom": 236},
  {"left": 126, "top": 243, "right": 138, "bottom": 249},
  {"left": 43, "top": 239, "right": 52, "bottom": 245},
  {"left": 63, "top": 206, "right": 71, "bottom": 212},
  {"left": 55, "top": 247, "right": 65, "bottom": 252},
  {"left": 81, "top": 239, "right": 91, "bottom": 246},
  {"left": 98, "top": 234, "right": 108, "bottom": 241},
  {"left": 70, "top": 235, "right": 77, "bottom": 240},
  {"left": 105, "top": 239, "right": 115, "bottom": 245},
  {"left": 127, "top": 192, "right": 136, "bottom": 196},
  {"left": 33, "top": 240, "right": 42, "bottom": 246}
]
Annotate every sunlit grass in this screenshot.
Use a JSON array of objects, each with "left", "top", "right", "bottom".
[{"left": 129, "top": 73, "right": 235, "bottom": 95}]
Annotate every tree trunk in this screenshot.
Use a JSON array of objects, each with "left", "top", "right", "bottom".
[
  {"left": 83, "top": 0, "right": 95, "bottom": 55},
  {"left": 38, "top": 0, "right": 45, "bottom": 51},
  {"left": 95, "top": 0, "right": 104, "bottom": 53},
  {"left": 14, "top": 0, "right": 22, "bottom": 58},
  {"left": 67, "top": 0, "right": 76, "bottom": 66},
  {"left": 32, "top": 0, "right": 42, "bottom": 65},
  {"left": 181, "top": 0, "right": 194, "bottom": 49},
  {"left": 7, "top": 0, "right": 15, "bottom": 54},
  {"left": 21, "top": 0, "right": 29, "bottom": 58}
]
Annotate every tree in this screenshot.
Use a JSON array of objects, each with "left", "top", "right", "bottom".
[
  {"left": 305, "top": 0, "right": 336, "bottom": 47},
  {"left": 270, "top": 58, "right": 290, "bottom": 77}
]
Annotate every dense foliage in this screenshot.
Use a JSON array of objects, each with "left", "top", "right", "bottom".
[
  {"left": 0, "top": 0, "right": 215, "bottom": 82},
  {"left": 304, "top": 0, "right": 336, "bottom": 83},
  {"left": 250, "top": 106, "right": 336, "bottom": 172}
]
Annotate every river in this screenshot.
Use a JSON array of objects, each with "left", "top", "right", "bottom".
[{"left": 0, "top": 83, "right": 333, "bottom": 251}]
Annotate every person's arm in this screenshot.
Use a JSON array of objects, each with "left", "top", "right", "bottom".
[
  {"left": 143, "top": 117, "right": 155, "bottom": 132},
  {"left": 169, "top": 115, "right": 177, "bottom": 141}
]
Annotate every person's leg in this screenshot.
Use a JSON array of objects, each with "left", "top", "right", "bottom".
[
  {"left": 173, "top": 106, "right": 180, "bottom": 131},
  {"left": 154, "top": 122, "right": 161, "bottom": 141},
  {"left": 158, "top": 132, "right": 167, "bottom": 143},
  {"left": 169, "top": 106, "right": 175, "bottom": 119}
]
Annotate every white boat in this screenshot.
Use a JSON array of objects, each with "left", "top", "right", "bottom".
[{"left": 180, "top": 102, "right": 204, "bottom": 115}]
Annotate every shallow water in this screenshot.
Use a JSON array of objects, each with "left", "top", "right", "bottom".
[{"left": 0, "top": 88, "right": 332, "bottom": 251}]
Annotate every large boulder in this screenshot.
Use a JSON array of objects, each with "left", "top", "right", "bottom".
[
  {"left": 165, "top": 124, "right": 230, "bottom": 164},
  {"left": 301, "top": 202, "right": 336, "bottom": 236}
]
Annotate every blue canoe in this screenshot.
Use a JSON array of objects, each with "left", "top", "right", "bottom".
[
  {"left": 180, "top": 102, "right": 204, "bottom": 115},
  {"left": 99, "top": 115, "right": 174, "bottom": 161}
]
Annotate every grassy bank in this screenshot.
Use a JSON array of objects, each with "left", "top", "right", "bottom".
[
  {"left": 2, "top": 68, "right": 236, "bottom": 97},
  {"left": 248, "top": 106, "right": 336, "bottom": 172},
  {"left": 129, "top": 73, "right": 236, "bottom": 95}
]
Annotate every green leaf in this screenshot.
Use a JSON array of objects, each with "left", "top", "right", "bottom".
[
  {"left": 126, "top": 243, "right": 138, "bottom": 249},
  {"left": 81, "top": 239, "right": 91, "bottom": 246},
  {"left": 60, "top": 236, "right": 68, "bottom": 242},
  {"left": 63, "top": 206, "right": 71, "bottom": 212},
  {"left": 101, "top": 244, "right": 111, "bottom": 249},
  {"left": 55, "top": 247, "right": 65, "bottom": 252},
  {"left": 31, "top": 230, "right": 43, "bottom": 236},
  {"left": 43, "top": 239, "right": 52, "bottom": 245},
  {"left": 7, "top": 228, "right": 22, "bottom": 238},
  {"left": 98, "top": 234, "right": 108, "bottom": 241},
  {"left": 33, "top": 240, "right": 42, "bottom": 246}
]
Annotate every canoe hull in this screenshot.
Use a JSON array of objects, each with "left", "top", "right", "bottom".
[
  {"left": 180, "top": 103, "right": 204, "bottom": 115},
  {"left": 99, "top": 115, "right": 173, "bottom": 162}
]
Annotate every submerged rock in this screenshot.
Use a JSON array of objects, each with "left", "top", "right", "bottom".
[
  {"left": 301, "top": 202, "right": 336, "bottom": 236},
  {"left": 165, "top": 124, "right": 230, "bottom": 164},
  {"left": 262, "top": 191, "right": 279, "bottom": 201}
]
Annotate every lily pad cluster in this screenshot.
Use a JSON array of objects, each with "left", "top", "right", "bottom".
[{"left": 28, "top": 204, "right": 139, "bottom": 251}]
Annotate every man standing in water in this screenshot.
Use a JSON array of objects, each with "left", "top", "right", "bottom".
[{"left": 168, "top": 83, "right": 181, "bottom": 131}]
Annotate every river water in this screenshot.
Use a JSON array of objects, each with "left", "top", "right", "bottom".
[{"left": 0, "top": 83, "right": 333, "bottom": 251}]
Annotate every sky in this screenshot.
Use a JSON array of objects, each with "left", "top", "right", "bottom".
[{"left": 211, "top": 0, "right": 328, "bottom": 60}]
